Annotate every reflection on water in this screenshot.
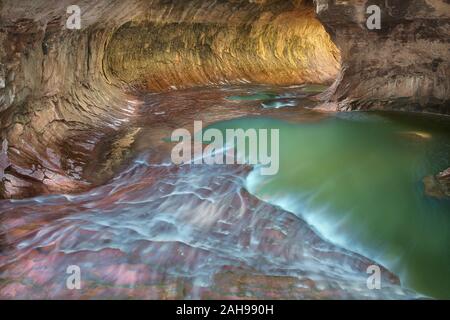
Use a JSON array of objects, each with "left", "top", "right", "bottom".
[
  {"left": 0, "top": 85, "right": 440, "bottom": 299},
  {"left": 209, "top": 112, "right": 450, "bottom": 299}
]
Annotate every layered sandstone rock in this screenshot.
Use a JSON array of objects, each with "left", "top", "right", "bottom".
[
  {"left": 316, "top": 0, "right": 450, "bottom": 113},
  {"left": 0, "top": 0, "right": 143, "bottom": 197},
  {"left": 105, "top": 3, "right": 339, "bottom": 91}
]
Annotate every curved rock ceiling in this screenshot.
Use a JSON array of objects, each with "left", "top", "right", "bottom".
[{"left": 105, "top": 4, "right": 340, "bottom": 90}]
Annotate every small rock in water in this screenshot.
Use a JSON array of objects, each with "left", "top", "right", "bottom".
[{"left": 423, "top": 167, "right": 450, "bottom": 199}]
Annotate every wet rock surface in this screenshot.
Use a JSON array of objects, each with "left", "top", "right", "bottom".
[
  {"left": 0, "top": 85, "right": 420, "bottom": 299},
  {"left": 0, "top": 148, "right": 416, "bottom": 300}
]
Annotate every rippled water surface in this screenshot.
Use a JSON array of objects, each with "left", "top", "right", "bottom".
[{"left": 0, "top": 85, "right": 447, "bottom": 299}]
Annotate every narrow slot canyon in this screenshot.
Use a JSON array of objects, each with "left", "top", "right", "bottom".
[{"left": 0, "top": 0, "right": 449, "bottom": 300}]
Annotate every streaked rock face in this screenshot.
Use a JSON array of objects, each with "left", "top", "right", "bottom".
[
  {"left": 0, "top": 0, "right": 141, "bottom": 197},
  {"left": 316, "top": 0, "right": 450, "bottom": 113}
]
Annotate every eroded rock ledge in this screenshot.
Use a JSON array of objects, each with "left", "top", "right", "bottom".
[{"left": 316, "top": 0, "right": 450, "bottom": 113}]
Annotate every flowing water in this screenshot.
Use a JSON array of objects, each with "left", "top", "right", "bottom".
[
  {"left": 0, "top": 85, "right": 448, "bottom": 299},
  {"left": 209, "top": 111, "right": 450, "bottom": 299}
]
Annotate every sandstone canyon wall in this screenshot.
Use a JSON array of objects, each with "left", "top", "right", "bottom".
[{"left": 316, "top": 0, "right": 450, "bottom": 113}]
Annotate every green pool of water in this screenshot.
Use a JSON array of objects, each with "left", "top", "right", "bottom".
[{"left": 207, "top": 111, "right": 450, "bottom": 299}]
